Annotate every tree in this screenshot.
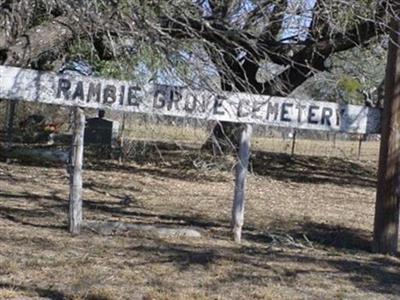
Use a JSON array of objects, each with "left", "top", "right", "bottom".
[
  {"left": 159, "top": 0, "right": 390, "bottom": 152},
  {"left": 298, "top": 44, "right": 387, "bottom": 106},
  {"left": 373, "top": 1, "right": 400, "bottom": 254},
  {"left": 0, "top": 0, "right": 393, "bottom": 150}
]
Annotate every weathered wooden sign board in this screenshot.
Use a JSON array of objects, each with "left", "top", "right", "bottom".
[
  {"left": 0, "top": 65, "right": 385, "bottom": 242},
  {"left": 0, "top": 66, "right": 381, "bottom": 134}
]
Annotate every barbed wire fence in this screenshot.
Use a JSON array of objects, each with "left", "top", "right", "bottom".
[{"left": 0, "top": 100, "right": 380, "bottom": 165}]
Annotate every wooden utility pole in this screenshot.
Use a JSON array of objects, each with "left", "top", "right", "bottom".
[
  {"left": 231, "top": 124, "right": 252, "bottom": 243},
  {"left": 373, "top": 11, "right": 400, "bottom": 255},
  {"left": 68, "top": 107, "right": 85, "bottom": 234}
]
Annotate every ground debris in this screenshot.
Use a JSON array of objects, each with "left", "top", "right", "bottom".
[
  {"left": 266, "top": 232, "right": 313, "bottom": 249},
  {"left": 83, "top": 220, "right": 202, "bottom": 238}
]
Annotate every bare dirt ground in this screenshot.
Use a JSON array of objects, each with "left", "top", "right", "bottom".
[{"left": 0, "top": 140, "right": 399, "bottom": 300}]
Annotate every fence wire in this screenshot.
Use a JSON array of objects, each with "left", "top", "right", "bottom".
[{"left": 0, "top": 102, "right": 380, "bottom": 163}]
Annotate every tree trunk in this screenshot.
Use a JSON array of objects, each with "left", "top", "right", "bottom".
[
  {"left": 373, "top": 11, "right": 400, "bottom": 255},
  {"left": 201, "top": 121, "right": 242, "bottom": 155}
]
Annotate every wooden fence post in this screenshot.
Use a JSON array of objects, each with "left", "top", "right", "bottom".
[
  {"left": 118, "top": 112, "right": 127, "bottom": 164},
  {"left": 69, "top": 107, "right": 85, "bottom": 234},
  {"left": 357, "top": 134, "right": 364, "bottom": 160},
  {"left": 231, "top": 124, "right": 252, "bottom": 243},
  {"left": 291, "top": 129, "right": 297, "bottom": 156},
  {"left": 5, "top": 101, "right": 16, "bottom": 148},
  {"left": 332, "top": 132, "right": 336, "bottom": 148},
  {"left": 373, "top": 12, "right": 400, "bottom": 255}
]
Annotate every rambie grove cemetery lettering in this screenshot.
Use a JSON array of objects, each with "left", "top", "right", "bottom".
[{"left": 0, "top": 65, "right": 381, "bottom": 134}]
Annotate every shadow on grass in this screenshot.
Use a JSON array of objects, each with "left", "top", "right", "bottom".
[
  {"left": 86, "top": 148, "right": 378, "bottom": 187},
  {"left": 127, "top": 233, "right": 400, "bottom": 296},
  {"left": 1, "top": 141, "right": 377, "bottom": 187},
  {"left": 243, "top": 219, "right": 372, "bottom": 252},
  {"left": 84, "top": 154, "right": 231, "bottom": 184},
  {"left": 82, "top": 198, "right": 232, "bottom": 230},
  {"left": 0, "top": 205, "right": 67, "bottom": 230},
  {"left": 0, "top": 188, "right": 231, "bottom": 231},
  {"left": 20, "top": 185, "right": 371, "bottom": 254},
  {"left": 0, "top": 282, "right": 67, "bottom": 300},
  {"left": 251, "top": 150, "right": 377, "bottom": 188},
  {"left": 0, "top": 191, "right": 67, "bottom": 230},
  {"left": 1, "top": 188, "right": 398, "bottom": 297},
  {"left": 129, "top": 244, "right": 218, "bottom": 271},
  {"left": 0, "top": 189, "right": 372, "bottom": 252}
]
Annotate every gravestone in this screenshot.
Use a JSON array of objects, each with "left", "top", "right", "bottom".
[{"left": 84, "top": 110, "right": 119, "bottom": 147}]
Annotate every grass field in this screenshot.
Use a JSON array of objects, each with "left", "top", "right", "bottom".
[{"left": 0, "top": 136, "right": 399, "bottom": 300}]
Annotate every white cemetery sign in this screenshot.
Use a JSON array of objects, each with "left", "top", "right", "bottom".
[
  {"left": 0, "top": 65, "right": 381, "bottom": 134},
  {"left": 0, "top": 65, "right": 383, "bottom": 239}
]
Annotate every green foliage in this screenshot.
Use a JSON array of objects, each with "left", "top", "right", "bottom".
[
  {"left": 337, "top": 75, "right": 363, "bottom": 104},
  {"left": 68, "top": 33, "right": 199, "bottom": 84},
  {"left": 304, "top": 41, "right": 386, "bottom": 105},
  {"left": 68, "top": 39, "right": 138, "bottom": 80},
  {"left": 338, "top": 75, "right": 362, "bottom": 94}
]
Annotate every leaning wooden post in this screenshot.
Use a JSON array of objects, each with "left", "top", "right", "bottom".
[
  {"left": 69, "top": 107, "right": 85, "bottom": 234},
  {"left": 231, "top": 124, "right": 252, "bottom": 243},
  {"left": 373, "top": 10, "right": 400, "bottom": 255}
]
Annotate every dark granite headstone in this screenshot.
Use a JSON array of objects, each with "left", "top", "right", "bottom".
[
  {"left": 84, "top": 113, "right": 119, "bottom": 147},
  {"left": 84, "top": 118, "right": 113, "bottom": 145}
]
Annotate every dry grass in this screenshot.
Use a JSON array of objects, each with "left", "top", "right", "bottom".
[
  {"left": 121, "top": 120, "right": 379, "bottom": 162},
  {"left": 122, "top": 120, "right": 208, "bottom": 145},
  {"left": 0, "top": 138, "right": 399, "bottom": 300},
  {"left": 253, "top": 138, "right": 380, "bottom": 162}
]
